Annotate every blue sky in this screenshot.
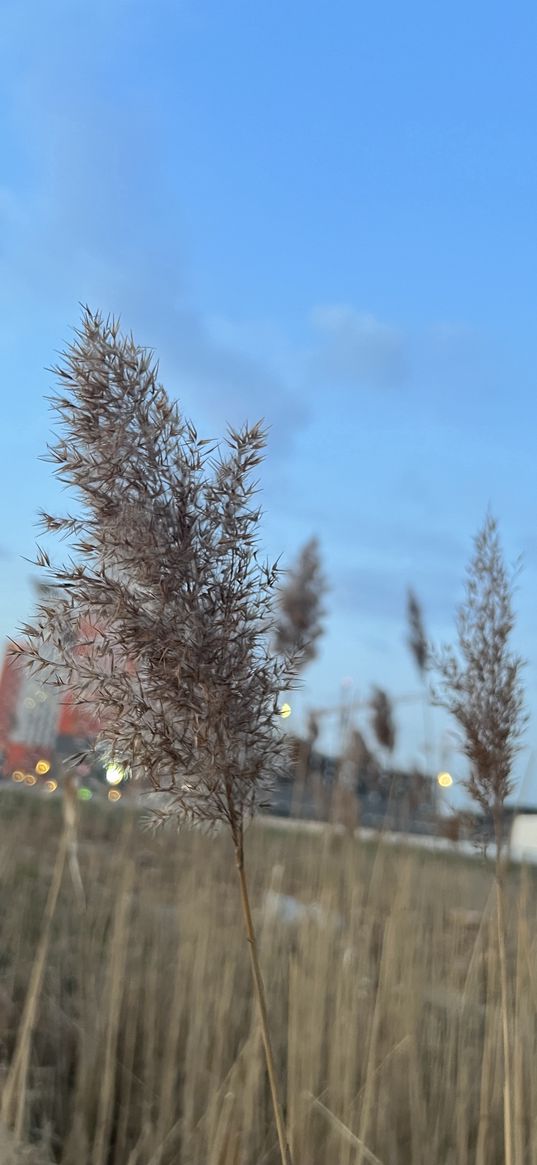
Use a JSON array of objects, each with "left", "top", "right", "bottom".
[{"left": 2, "top": 0, "right": 537, "bottom": 802}]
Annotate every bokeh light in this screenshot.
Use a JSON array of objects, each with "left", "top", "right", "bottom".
[
  {"left": 25, "top": 774, "right": 37, "bottom": 786},
  {"left": 78, "top": 787, "right": 93, "bottom": 801},
  {"left": 108, "top": 788, "right": 122, "bottom": 802},
  {"left": 45, "top": 779, "right": 58, "bottom": 792},
  {"left": 280, "top": 703, "right": 292, "bottom": 719},
  {"left": 437, "top": 772, "right": 454, "bottom": 789},
  {"left": 12, "top": 771, "right": 24, "bottom": 783},
  {"left": 35, "top": 759, "right": 51, "bottom": 775},
  {"left": 106, "top": 764, "right": 124, "bottom": 786}
]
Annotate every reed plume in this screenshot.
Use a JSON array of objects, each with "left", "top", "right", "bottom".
[
  {"left": 406, "top": 587, "right": 428, "bottom": 677},
  {"left": 432, "top": 512, "right": 526, "bottom": 1165},
  {"left": 10, "top": 307, "right": 297, "bottom": 1165},
  {"left": 369, "top": 686, "right": 396, "bottom": 755},
  {"left": 274, "top": 537, "right": 327, "bottom": 668},
  {"left": 406, "top": 586, "right": 435, "bottom": 792}
]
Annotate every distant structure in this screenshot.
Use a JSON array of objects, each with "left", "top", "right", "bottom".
[
  {"left": 0, "top": 635, "right": 103, "bottom": 788},
  {"left": 274, "top": 733, "right": 437, "bottom": 834}
]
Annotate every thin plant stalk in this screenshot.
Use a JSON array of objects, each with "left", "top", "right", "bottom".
[
  {"left": 1, "top": 772, "right": 82, "bottom": 1137},
  {"left": 1, "top": 829, "right": 68, "bottom": 1137},
  {"left": 513, "top": 871, "right": 529, "bottom": 1165},
  {"left": 63, "top": 772, "right": 86, "bottom": 910},
  {"left": 307, "top": 1093, "right": 383, "bottom": 1165},
  {"left": 92, "top": 858, "right": 134, "bottom": 1165},
  {"left": 234, "top": 832, "right": 293, "bottom": 1165},
  {"left": 494, "top": 819, "right": 513, "bottom": 1165}
]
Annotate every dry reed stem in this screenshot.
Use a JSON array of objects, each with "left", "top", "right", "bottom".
[
  {"left": 62, "top": 776, "right": 85, "bottom": 912},
  {"left": 0, "top": 797, "right": 533, "bottom": 1163},
  {"left": 91, "top": 857, "right": 134, "bottom": 1165},
  {"left": 154, "top": 898, "right": 187, "bottom": 1159},
  {"left": 495, "top": 869, "right": 513, "bottom": 1165},
  {"left": 235, "top": 844, "right": 293, "bottom": 1165},
  {"left": 1, "top": 831, "right": 68, "bottom": 1138},
  {"left": 513, "top": 871, "right": 528, "bottom": 1165},
  {"left": 306, "top": 1093, "right": 384, "bottom": 1165},
  {"left": 112, "top": 953, "right": 143, "bottom": 1165},
  {"left": 475, "top": 915, "right": 498, "bottom": 1165},
  {"left": 356, "top": 913, "right": 395, "bottom": 1165}
]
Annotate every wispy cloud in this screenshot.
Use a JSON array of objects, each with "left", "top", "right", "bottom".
[
  {"left": 134, "top": 305, "right": 308, "bottom": 455},
  {"left": 311, "top": 304, "right": 409, "bottom": 390},
  {"left": 0, "top": 8, "right": 305, "bottom": 459}
]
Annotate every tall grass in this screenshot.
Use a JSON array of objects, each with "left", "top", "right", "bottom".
[{"left": 1, "top": 793, "right": 536, "bottom": 1164}]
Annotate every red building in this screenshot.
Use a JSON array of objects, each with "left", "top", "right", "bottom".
[{"left": 0, "top": 629, "right": 102, "bottom": 779}]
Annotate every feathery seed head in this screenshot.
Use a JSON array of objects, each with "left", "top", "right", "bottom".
[
  {"left": 12, "top": 308, "right": 298, "bottom": 840},
  {"left": 274, "top": 537, "right": 327, "bottom": 669},
  {"left": 406, "top": 588, "right": 428, "bottom": 677},
  {"left": 370, "top": 687, "right": 396, "bottom": 754},
  {"left": 432, "top": 513, "right": 526, "bottom": 815}
]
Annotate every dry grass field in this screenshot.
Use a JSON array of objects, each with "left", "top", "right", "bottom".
[{"left": 0, "top": 790, "right": 535, "bottom": 1164}]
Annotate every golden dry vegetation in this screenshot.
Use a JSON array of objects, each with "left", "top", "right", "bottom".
[{"left": 0, "top": 791, "right": 535, "bottom": 1164}]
